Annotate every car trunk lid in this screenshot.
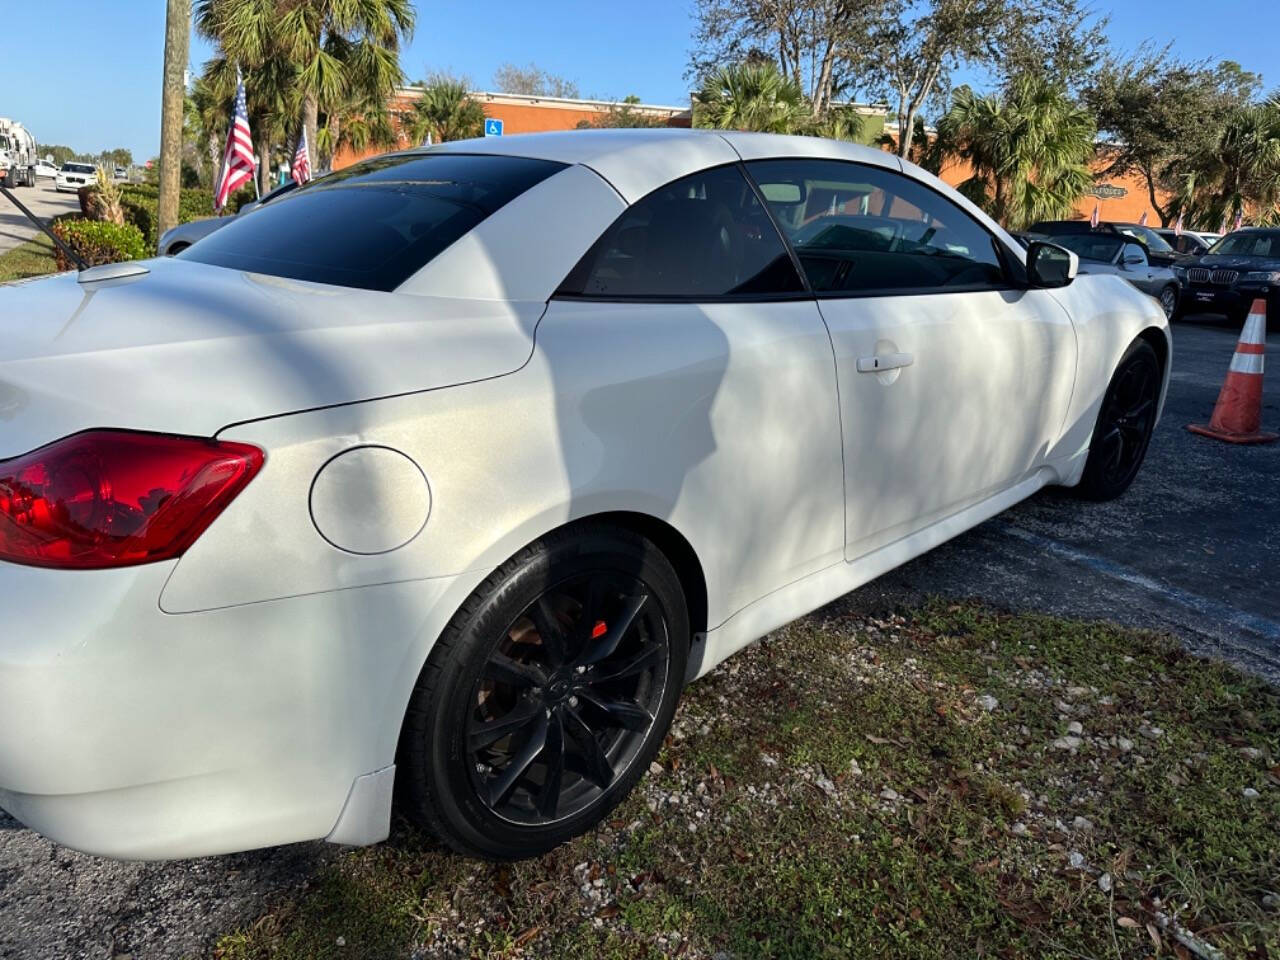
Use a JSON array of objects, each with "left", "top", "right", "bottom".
[{"left": 0, "top": 257, "right": 542, "bottom": 457}]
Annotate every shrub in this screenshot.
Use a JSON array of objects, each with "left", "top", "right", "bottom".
[
  {"left": 51, "top": 219, "right": 147, "bottom": 271},
  {"left": 117, "top": 185, "right": 218, "bottom": 250}
]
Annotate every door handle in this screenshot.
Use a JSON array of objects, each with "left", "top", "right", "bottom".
[{"left": 856, "top": 352, "right": 914, "bottom": 373}]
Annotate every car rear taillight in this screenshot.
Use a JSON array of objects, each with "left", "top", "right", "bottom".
[{"left": 0, "top": 430, "right": 263, "bottom": 569}]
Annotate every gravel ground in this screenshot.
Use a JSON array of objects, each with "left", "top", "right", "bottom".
[{"left": 0, "top": 315, "right": 1276, "bottom": 959}]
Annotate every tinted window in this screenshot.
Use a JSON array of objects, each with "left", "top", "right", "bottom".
[
  {"left": 746, "top": 159, "right": 1006, "bottom": 294},
  {"left": 557, "top": 164, "right": 804, "bottom": 299},
  {"left": 1115, "top": 224, "right": 1173, "bottom": 253},
  {"left": 1208, "top": 231, "right": 1280, "bottom": 257},
  {"left": 1050, "top": 233, "right": 1124, "bottom": 263},
  {"left": 179, "top": 153, "right": 565, "bottom": 291}
]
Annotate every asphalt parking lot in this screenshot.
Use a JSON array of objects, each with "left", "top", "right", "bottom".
[
  {"left": 0, "top": 314, "right": 1276, "bottom": 959},
  {"left": 0, "top": 181, "right": 81, "bottom": 256}
]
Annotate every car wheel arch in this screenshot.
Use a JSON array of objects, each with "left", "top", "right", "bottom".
[
  {"left": 382, "top": 509, "right": 710, "bottom": 777},
  {"left": 1137, "top": 325, "right": 1170, "bottom": 376}
]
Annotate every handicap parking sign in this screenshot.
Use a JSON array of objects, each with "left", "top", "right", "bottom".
[{"left": 484, "top": 118, "right": 504, "bottom": 137}]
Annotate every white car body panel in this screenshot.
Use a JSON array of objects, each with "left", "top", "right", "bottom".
[
  {"left": 398, "top": 163, "right": 625, "bottom": 302},
  {"left": 427, "top": 128, "right": 741, "bottom": 203},
  {"left": 162, "top": 299, "right": 846, "bottom": 619},
  {"left": 0, "top": 130, "right": 1171, "bottom": 859},
  {"left": 816, "top": 287, "right": 1079, "bottom": 557},
  {"left": 0, "top": 258, "right": 542, "bottom": 456}
]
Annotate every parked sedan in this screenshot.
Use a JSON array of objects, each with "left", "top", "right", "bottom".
[
  {"left": 54, "top": 162, "right": 97, "bottom": 192},
  {"left": 1045, "top": 232, "right": 1181, "bottom": 318},
  {"left": 1174, "top": 228, "right": 1280, "bottom": 321},
  {"left": 34, "top": 159, "right": 59, "bottom": 180},
  {"left": 0, "top": 130, "right": 1170, "bottom": 862}
]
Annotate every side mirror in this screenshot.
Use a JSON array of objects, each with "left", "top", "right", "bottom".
[
  {"left": 1026, "top": 240, "right": 1077, "bottom": 288},
  {"left": 1122, "top": 243, "right": 1147, "bottom": 267}
]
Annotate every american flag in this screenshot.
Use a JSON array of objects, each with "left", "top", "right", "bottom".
[
  {"left": 214, "top": 71, "right": 255, "bottom": 211},
  {"left": 1137, "top": 210, "right": 1148, "bottom": 226},
  {"left": 1174, "top": 212, "right": 1184, "bottom": 237},
  {"left": 1234, "top": 209, "right": 1244, "bottom": 231},
  {"left": 1089, "top": 202, "right": 1100, "bottom": 228},
  {"left": 291, "top": 124, "right": 311, "bottom": 185}
]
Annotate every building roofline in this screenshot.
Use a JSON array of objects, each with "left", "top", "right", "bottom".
[{"left": 395, "top": 87, "right": 692, "bottom": 115}]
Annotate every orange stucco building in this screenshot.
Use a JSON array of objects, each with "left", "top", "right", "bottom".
[
  {"left": 336, "top": 88, "right": 1173, "bottom": 227},
  {"left": 934, "top": 152, "right": 1171, "bottom": 226}
]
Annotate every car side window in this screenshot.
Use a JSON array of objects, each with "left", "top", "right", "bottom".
[
  {"left": 744, "top": 158, "right": 1007, "bottom": 295},
  {"left": 556, "top": 164, "right": 805, "bottom": 299}
]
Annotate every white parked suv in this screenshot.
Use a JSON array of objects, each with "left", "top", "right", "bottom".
[
  {"left": 0, "top": 130, "right": 1170, "bottom": 862},
  {"left": 54, "top": 162, "right": 97, "bottom": 192}
]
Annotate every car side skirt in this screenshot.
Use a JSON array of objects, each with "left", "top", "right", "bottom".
[{"left": 695, "top": 466, "right": 1059, "bottom": 677}]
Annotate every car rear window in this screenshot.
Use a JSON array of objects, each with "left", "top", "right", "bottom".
[{"left": 178, "top": 153, "right": 566, "bottom": 291}]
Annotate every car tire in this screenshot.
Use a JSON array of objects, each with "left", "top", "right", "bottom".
[
  {"left": 1158, "top": 285, "right": 1178, "bottom": 320},
  {"left": 1075, "top": 339, "right": 1161, "bottom": 501},
  {"left": 397, "top": 523, "right": 689, "bottom": 860},
  {"left": 2, "top": 170, "right": 14, "bottom": 189}
]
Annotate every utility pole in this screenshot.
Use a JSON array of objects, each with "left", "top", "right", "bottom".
[{"left": 157, "top": 0, "right": 190, "bottom": 245}]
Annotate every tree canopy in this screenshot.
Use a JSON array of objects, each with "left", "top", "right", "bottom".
[
  {"left": 1083, "top": 52, "right": 1263, "bottom": 225},
  {"left": 936, "top": 77, "right": 1095, "bottom": 229},
  {"left": 492, "top": 62, "right": 580, "bottom": 98}
]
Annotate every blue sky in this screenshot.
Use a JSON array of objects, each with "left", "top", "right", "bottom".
[{"left": 3, "top": 0, "right": 1277, "bottom": 160}]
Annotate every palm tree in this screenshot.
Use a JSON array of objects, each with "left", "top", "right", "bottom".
[
  {"left": 1175, "top": 98, "right": 1280, "bottom": 229},
  {"left": 318, "top": 87, "right": 401, "bottom": 159},
  {"left": 197, "top": 0, "right": 414, "bottom": 173},
  {"left": 693, "top": 61, "right": 810, "bottom": 134},
  {"left": 158, "top": 0, "right": 191, "bottom": 240},
  {"left": 807, "top": 104, "right": 865, "bottom": 143},
  {"left": 184, "top": 75, "right": 229, "bottom": 186},
  {"left": 935, "top": 78, "right": 1094, "bottom": 230},
  {"left": 405, "top": 75, "right": 486, "bottom": 145}
]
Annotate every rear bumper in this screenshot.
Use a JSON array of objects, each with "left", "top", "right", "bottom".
[{"left": 0, "top": 559, "right": 465, "bottom": 860}]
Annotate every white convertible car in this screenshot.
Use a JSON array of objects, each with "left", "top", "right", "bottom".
[{"left": 0, "top": 129, "right": 1169, "bottom": 861}]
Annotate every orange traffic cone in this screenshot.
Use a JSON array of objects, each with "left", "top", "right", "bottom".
[{"left": 1187, "top": 298, "right": 1278, "bottom": 444}]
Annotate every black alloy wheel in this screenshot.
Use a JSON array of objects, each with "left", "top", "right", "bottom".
[
  {"left": 398, "top": 524, "right": 689, "bottom": 859},
  {"left": 466, "top": 570, "right": 670, "bottom": 825},
  {"left": 1077, "top": 339, "right": 1161, "bottom": 500}
]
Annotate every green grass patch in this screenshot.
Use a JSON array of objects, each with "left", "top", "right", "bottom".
[
  {"left": 0, "top": 232, "right": 58, "bottom": 283},
  {"left": 213, "top": 602, "right": 1280, "bottom": 959}
]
